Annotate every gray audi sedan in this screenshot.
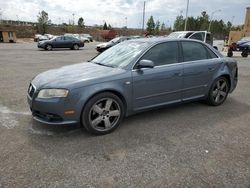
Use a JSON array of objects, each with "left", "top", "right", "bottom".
[{"left": 27, "top": 38, "right": 238, "bottom": 135}]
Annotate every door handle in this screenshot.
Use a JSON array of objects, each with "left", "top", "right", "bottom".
[
  {"left": 173, "top": 72, "right": 182, "bottom": 77},
  {"left": 208, "top": 67, "right": 215, "bottom": 72}
]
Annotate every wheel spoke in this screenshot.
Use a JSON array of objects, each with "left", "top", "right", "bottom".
[
  {"left": 109, "top": 110, "right": 120, "bottom": 117},
  {"left": 216, "top": 81, "right": 220, "bottom": 89},
  {"left": 105, "top": 99, "right": 113, "bottom": 111},
  {"left": 91, "top": 116, "right": 103, "bottom": 127},
  {"left": 93, "top": 105, "right": 103, "bottom": 114},
  {"left": 215, "top": 93, "right": 220, "bottom": 102},
  {"left": 104, "top": 118, "right": 111, "bottom": 128},
  {"left": 220, "top": 82, "right": 226, "bottom": 90},
  {"left": 220, "top": 91, "right": 227, "bottom": 97}
]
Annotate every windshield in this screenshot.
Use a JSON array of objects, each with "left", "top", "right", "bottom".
[
  {"left": 240, "top": 37, "right": 250, "bottom": 41},
  {"left": 109, "top": 37, "right": 121, "bottom": 43},
  {"left": 168, "top": 32, "right": 188, "bottom": 39},
  {"left": 92, "top": 41, "right": 149, "bottom": 68}
]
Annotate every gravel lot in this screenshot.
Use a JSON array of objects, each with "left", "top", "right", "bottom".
[{"left": 0, "top": 42, "right": 249, "bottom": 188}]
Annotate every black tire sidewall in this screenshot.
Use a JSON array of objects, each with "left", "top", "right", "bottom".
[
  {"left": 81, "top": 92, "right": 125, "bottom": 135},
  {"left": 207, "top": 77, "right": 229, "bottom": 106}
]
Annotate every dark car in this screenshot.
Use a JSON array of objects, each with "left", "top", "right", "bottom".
[
  {"left": 96, "top": 36, "right": 131, "bottom": 52},
  {"left": 228, "top": 37, "right": 250, "bottom": 57},
  {"left": 28, "top": 38, "right": 238, "bottom": 135},
  {"left": 37, "top": 36, "right": 84, "bottom": 50}
]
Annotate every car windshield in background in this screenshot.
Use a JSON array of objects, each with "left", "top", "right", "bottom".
[
  {"left": 240, "top": 37, "right": 250, "bottom": 41},
  {"left": 92, "top": 41, "right": 149, "bottom": 68},
  {"left": 167, "top": 32, "right": 188, "bottom": 39}
]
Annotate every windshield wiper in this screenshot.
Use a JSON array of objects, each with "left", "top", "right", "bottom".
[{"left": 92, "top": 61, "right": 115, "bottom": 68}]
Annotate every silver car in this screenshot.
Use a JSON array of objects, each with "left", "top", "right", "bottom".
[{"left": 27, "top": 38, "right": 238, "bottom": 135}]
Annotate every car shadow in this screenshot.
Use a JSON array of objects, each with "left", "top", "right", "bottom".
[
  {"left": 26, "top": 97, "right": 250, "bottom": 160},
  {"left": 27, "top": 97, "right": 250, "bottom": 139},
  {"left": 37, "top": 48, "right": 85, "bottom": 52}
]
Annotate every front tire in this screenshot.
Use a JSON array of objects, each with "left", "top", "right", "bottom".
[
  {"left": 45, "top": 44, "right": 52, "bottom": 51},
  {"left": 81, "top": 92, "right": 125, "bottom": 135},
  {"left": 73, "top": 44, "right": 79, "bottom": 50},
  {"left": 206, "top": 77, "right": 229, "bottom": 106}
]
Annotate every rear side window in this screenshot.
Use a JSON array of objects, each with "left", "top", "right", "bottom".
[
  {"left": 181, "top": 41, "right": 208, "bottom": 62},
  {"left": 142, "top": 42, "right": 179, "bottom": 66},
  {"left": 205, "top": 46, "right": 218, "bottom": 59}
]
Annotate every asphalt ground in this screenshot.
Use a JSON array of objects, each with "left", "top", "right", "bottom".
[{"left": 0, "top": 42, "right": 249, "bottom": 188}]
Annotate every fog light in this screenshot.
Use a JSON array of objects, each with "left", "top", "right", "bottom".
[{"left": 64, "top": 110, "right": 75, "bottom": 115}]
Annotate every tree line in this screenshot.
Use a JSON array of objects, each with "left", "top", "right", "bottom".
[{"left": 146, "top": 11, "right": 244, "bottom": 39}]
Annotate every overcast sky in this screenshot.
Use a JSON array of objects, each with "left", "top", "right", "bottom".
[{"left": 0, "top": 0, "right": 249, "bottom": 28}]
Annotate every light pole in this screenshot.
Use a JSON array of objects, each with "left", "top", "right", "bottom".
[
  {"left": 208, "top": 9, "right": 221, "bottom": 32},
  {"left": 142, "top": 1, "right": 146, "bottom": 33},
  {"left": 72, "top": 13, "right": 75, "bottom": 25},
  {"left": 184, "top": 0, "right": 190, "bottom": 31},
  {"left": 0, "top": 8, "right": 2, "bottom": 24},
  {"left": 125, "top": 17, "right": 127, "bottom": 28}
]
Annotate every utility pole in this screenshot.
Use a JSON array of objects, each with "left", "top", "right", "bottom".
[
  {"left": 142, "top": 1, "right": 145, "bottom": 34},
  {"left": 184, "top": 0, "right": 189, "bottom": 31},
  {"left": 208, "top": 9, "right": 221, "bottom": 32},
  {"left": 72, "top": 13, "right": 75, "bottom": 25},
  {"left": 125, "top": 17, "right": 127, "bottom": 28}
]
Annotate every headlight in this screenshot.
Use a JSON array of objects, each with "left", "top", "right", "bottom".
[{"left": 37, "top": 89, "right": 69, "bottom": 99}]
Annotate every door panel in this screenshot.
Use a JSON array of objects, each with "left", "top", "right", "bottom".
[
  {"left": 132, "top": 64, "right": 183, "bottom": 111},
  {"left": 182, "top": 60, "right": 220, "bottom": 100}
]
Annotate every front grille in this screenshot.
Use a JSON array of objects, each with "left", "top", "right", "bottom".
[{"left": 28, "top": 84, "right": 35, "bottom": 98}]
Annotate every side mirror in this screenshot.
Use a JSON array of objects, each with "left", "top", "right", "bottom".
[{"left": 136, "top": 59, "right": 154, "bottom": 69}]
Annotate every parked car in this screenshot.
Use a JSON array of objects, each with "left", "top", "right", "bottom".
[
  {"left": 34, "top": 34, "right": 42, "bottom": 42},
  {"left": 37, "top": 36, "right": 84, "bottom": 50},
  {"left": 72, "top": 34, "right": 90, "bottom": 43},
  {"left": 168, "top": 31, "right": 217, "bottom": 49},
  {"left": 81, "top": 34, "right": 93, "bottom": 42},
  {"left": 28, "top": 38, "right": 238, "bottom": 135},
  {"left": 227, "top": 36, "right": 250, "bottom": 57},
  {"left": 37, "top": 34, "right": 54, "bottom": 42},
  {"left": 96, "top": 36, "right": 131, "bottom": 52}
]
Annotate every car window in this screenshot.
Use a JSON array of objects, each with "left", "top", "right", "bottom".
[
  {"left": 206, "top": 33, "right": 211, "bottom": 43},
  {"left": 65, "top": 36, "right": 74, "bottom": 41},
  {"left": 205, "top": 46, "right": 218, "bottom": 58},
  {"left": 141, "top": 42, "right": 179, "bottom": 66},
  {"left": 55, "top": 37, "right": 64, "bottom": 41},
  {"left": 189, "top": 32, "right": 205, "bottom": 41},
  {"left": 181, "top": 41, "right": 209, "bottom": 61}
]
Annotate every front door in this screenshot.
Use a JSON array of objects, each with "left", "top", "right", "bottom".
[{"left": 132, "top": 41, "right": 183, "bottom": 111}]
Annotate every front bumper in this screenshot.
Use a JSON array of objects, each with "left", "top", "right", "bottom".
[{"left": 27, "top": 93, "right": 80, "bottom": 125}]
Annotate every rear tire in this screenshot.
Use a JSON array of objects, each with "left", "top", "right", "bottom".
[
  {"left": 241, "top": 49, "right": 248, "bottom": 57},
  {"left": 206, "top": 77, "right": 229, "bottom": 106},
  {"left": 81, "top": 92, "right": 125, "bottom": 135}
]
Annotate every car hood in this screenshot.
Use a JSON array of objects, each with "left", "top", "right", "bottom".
[{"left": 31, "top": 62, "right": 126, "bottom": 89}]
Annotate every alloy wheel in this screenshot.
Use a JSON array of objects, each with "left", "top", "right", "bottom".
[
  {"left": 88, "top": 98, "right": 121, "bottom": 131},
  {"left": 212, "top": 78, "right": 229, "bottom": 104}
]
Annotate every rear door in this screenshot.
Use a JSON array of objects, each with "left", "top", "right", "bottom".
[
  {"left": 132, "top": 41, "right": 183, "bottom": 111},
  {"left": 181, "top": 41, "right": 220, "bottom": 101}
]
